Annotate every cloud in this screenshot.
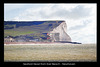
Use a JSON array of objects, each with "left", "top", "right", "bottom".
[
  {"left": 51, "top": 5, "right": 92, "bottom": 19},
  {"left": 12, "top": 4, "right": 93, "bottom": 21},
  {"left": 67, "top": 18, "right": 97, "bottom": 44},
  {"left": 4, "top": 4, "right": 25, "bottom": 12}
]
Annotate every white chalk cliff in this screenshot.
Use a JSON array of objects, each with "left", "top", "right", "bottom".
[{"left": 49, "top": 21, "right": 71, "bottom": 42}]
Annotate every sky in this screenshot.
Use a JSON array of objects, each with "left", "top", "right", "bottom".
[{"left": 4, "top": 3, "right": 97, "bottom": 44}]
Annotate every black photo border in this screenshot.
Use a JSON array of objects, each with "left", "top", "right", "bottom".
[{"left": 0, "top": 0, "right": 99, "bottom": 66}]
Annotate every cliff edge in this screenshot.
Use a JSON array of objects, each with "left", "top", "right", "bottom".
[{"left": 49, "top": 21, "right": 71, "bottom": 42}]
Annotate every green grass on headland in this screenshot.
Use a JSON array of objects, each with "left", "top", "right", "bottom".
[{"left": 4, "top": 29, "right": 36, "bottom": 37}]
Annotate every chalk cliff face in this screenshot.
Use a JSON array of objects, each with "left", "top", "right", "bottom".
[{"left": 49, "top": 22, "right": 71, "bottom": 42}]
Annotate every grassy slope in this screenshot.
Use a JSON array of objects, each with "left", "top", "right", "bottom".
[
  {"left": 4, "top": 22, "right": 59, "bottom": 37},
  {"left": 4, "top": 22, "right": 60, "bottom": 37},
  {"left": 4, "top": 44, "right": 96, "bottom": 62},
  {"left": 4, "top": 29, "right": 36, "bottom": 37}
]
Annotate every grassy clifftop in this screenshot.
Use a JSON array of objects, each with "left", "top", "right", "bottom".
[{"left": 4, "top": 21, "right": 63, "bottom": 37}]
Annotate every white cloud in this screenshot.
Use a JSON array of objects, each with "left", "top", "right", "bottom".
[
  {"left": 12, "top": 4, "right": 94, "bottom": 21},
  {"left": 4, "top": 4, "right": 25, "bottom": 12},
  {"left": 67, "top": 17, "right": 97, "bottom": 44}
]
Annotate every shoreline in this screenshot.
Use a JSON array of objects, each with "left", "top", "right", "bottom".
[
  {"left": 4, "top": 43, "right": 72, "bottom": 45},
  {"left": 4, "top": 42, "right": 96, "bottom": 45}
]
